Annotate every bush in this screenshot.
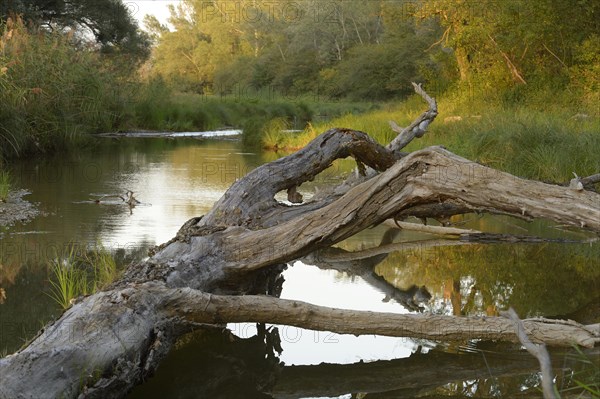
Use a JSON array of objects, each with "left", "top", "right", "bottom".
[{"left": 0, "top": 17, "right": 136, "bottom": 159}]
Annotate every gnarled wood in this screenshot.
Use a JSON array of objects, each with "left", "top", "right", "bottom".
[
  {"left": 2, "top": 282, "right": 598, "bottom": 398},
  {"left": 1, "top": 84, "right": 598, "bottom": 398}
]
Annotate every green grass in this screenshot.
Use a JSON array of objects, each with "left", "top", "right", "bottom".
[
  {"left": 47, "top": 243, "right": 120, "bottom": 309},
  {"left": 410, "top": 104, "right": 600, "bottom": 183},
  {"left": 83, "top": 243, "right": 119, "bottom": 292},
  {"left": 47, "top": 245, "right": 85, "bottom": 309},
  {"left": 0, "top": 17, "right": 136, "bottom": 160},
  {"left": 131, "top": 81, "right": 378, "bottom": 138},
  {"left": 260, "top": 95, "right": 430, "bottom": 150},
  {"left": 558, "top": 346, "right": 600, "bottom": 398},
  {"left": 266, "top": 93, "right": 599, "bottom": 183},
  {"left": 0, "top": 170, "right": 10, "bottom": 201}
]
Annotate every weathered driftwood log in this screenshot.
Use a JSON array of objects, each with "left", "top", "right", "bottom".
[
  {"left": 1, "top": 84, "right": 599, "bottom": 399},
  {"left": 2, "top": 282, "right": 598, "bottom": 398}
]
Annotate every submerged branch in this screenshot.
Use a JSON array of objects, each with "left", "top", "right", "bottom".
[{"left": 502, "top": 308, "right": 558, "bottom": 399}]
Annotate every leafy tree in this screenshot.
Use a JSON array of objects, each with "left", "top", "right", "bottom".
[
  {"left": 414, "top": 0, "right": 600, "bottom": 97},
  {"left": 1, "top": 0, "right": 150, "bottom": 61}
]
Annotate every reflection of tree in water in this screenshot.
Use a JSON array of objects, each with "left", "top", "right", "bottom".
[
  {"left": 376, "top": 242, "right": 600, "bottom": 318},
  {"left": 126, "top": 232, "right": 599, "bottom": 398},
  {"left": 128, "top": 326, "right": 283, "bottom": 399},
  {"left": 302, "top": 229, "right": 431, "bottom": 312},
  {"left": 128, "top": 324, "right": 598, "bottom": 398}
]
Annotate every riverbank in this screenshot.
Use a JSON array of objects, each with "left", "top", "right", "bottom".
[
  {"left": 262, "top": 97, "right": 600, "bottom": 184},
  {"left": 0, "top": 189, "right": 41, "bottom": 228}
]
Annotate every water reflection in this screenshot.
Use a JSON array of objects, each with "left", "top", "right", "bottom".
[
  {"left": 128, "top": 325, "right": 597, "bottom": 399},
  {"left": 1, "top": 138, "right": 268, "bottom": 353},
  {"left": 375, "top": 240, "right": 600, "bottom": 318},
  {"left": 0, "top": 137, "right": 598, "bottom": 396}
]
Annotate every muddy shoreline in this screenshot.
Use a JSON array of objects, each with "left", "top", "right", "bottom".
[{"left": 0, "top": 189, "right": 41, "bottom": 228}]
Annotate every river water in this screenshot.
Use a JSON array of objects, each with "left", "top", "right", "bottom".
[{"left": 1, "top": 137, "right": 598, "bottom": 398}]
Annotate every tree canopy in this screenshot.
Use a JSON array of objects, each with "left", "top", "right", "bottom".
[
  {"left": 144, "top": 0, "right": 599, "bottom": 106},
  {"left": 1, "top": 0, "right": 150, "bottom": 60}
]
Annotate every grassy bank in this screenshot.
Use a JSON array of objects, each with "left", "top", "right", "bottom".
[
  {"left": 0, "top": 17, "right": 137, "bottom": 160},
  {"left": 263, "top": 94, "right": 599, "bottom": 183},
  {"left": 129, "top": 82, "right": 378, "bottom": 147},
  {"left": 0, "top": 15, "right": 376, "bottom": 160}
]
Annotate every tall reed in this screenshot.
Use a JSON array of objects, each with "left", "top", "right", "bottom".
[
  {"left": 47, "top": 243, "right": 120, "bottom": 309},
  {"left": 0, "top": 169, "right": 10, "bottom": 202},
  {"left": 0, "top": 17, "right": 135, "bottom": 159}
]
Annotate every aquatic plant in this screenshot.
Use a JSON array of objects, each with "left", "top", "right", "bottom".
[
  {"left": 47, "top": 243, "right": 120, "bottom": 309},
  {"left": 84, "top": 242, "right": 119, "bottom": 292},
  {"left": 559, "top": 345, "right": 600, "bottom": 397},
  {"left": 0, "top": 170, "right": 10, "bottom": 201},
  {"left": 47, "top": 246, "right": 85, "bottom": 310}
]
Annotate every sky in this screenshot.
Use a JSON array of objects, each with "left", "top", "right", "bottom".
[{"left": 129, "top": 0, "right": 180, "bottom": 29}]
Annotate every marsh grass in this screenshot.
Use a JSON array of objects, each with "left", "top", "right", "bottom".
[
  {"left": 47, "top": 246, "right": 85, "bottom": 309},
  {"left": 411, "top": 105, "right": 600, "bottom": 183},
  {"left": 0, "top": 169, "right": 10, "bottom": 201},
  {"left": 0, "top": 17, "right": 135, "bottom": 159},
  {"left": 558, "top": 346, "right": 600, "bottom": 397},
  {"left": 132, "top": 79, "right": 378, "bottom": 148},
  {"left": 83, "top": 243, "right": 119, "bottom": 292},
  {"left": 268, "top": 94, "right": 599, "bottom": 183},
  {"left": 47, "top": 243, "right": 119, "bottom": 309}
]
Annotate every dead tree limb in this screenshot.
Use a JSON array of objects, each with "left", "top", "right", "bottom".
[
  {"left": 503, "top": 308, "right": 558, "bottom": 399},
  {"left": 1, "top": 84, "right": 599, "bottom": 399},
  {"left": 388, "top": 82, "right": 438, "bottom": 151},
  {"left": 383, "top": 219, "right": 482, "bottom": 235}
]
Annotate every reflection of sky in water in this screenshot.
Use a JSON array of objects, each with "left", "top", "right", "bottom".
[
  {"left": 98, "top": 142, "right": 262, "bottom": 246},
  {"left": 229, "top": 261, "right": 421, "bottom": 366},
  {"left": 4, "top": 137, "right": 598, "bottom": 369}
]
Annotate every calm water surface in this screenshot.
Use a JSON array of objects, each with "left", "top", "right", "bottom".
[{"left": 1, "top": 137, "right": 598, "bottom": 398}]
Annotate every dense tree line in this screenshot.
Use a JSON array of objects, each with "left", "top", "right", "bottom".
[{"left": 145, "top": 0, "right": 599, "bottom": 104}]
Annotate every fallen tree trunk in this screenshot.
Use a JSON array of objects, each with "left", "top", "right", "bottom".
[
  {"left": 1, "top": 281, "right": 598, "bottom": 398},
  {"left": 1, "top": 84, "right": 599, "bottom": 398}
]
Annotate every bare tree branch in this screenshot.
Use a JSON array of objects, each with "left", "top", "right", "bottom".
[{"left": 502, "top": 308, "right": 558, "bottom": 399}]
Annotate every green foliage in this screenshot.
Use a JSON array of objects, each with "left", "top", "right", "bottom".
[
  {"left": 47, "top": 246, "right": 86, "bottom": 310},
  {"left": 0, "top": 169, "right": 10, "bottom": 201},
  {"left": 278, "top": 95, "right": 599, "bottom": 183},
  {"left": 413, "top": 0, "right": 600, "bottom": 108},
  {"left": 244, "top": 117, "right": 290, "bottom": 149},
  {"left": 83, "top": 243, "right": 119, "bottom": 292},
  {"left": 0, "top": 17, "right": 136, "bottom": 159},
  {"left": 569, "top": 34, "right": 600, "bottom": 111},
  {"left": 145, "top": 1, "right": 441, "bottom": 100},
  {"left": 1, "top": 0, "right": 150, "bottom": 62},
  {"left": 146, "top": 0, "right": 598, "bottom": 110},
  {"left": 47, "top": 243, "right": 120, "bottom": 310},
  {"left": 559, "top": 346, "right": 600, "bottom": 397},
  {"left": 413, "top": 105, "right": 600, "bottom": 183},
  {"left": 133, "top": 90, "right": 307, "bottom": 133}
]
